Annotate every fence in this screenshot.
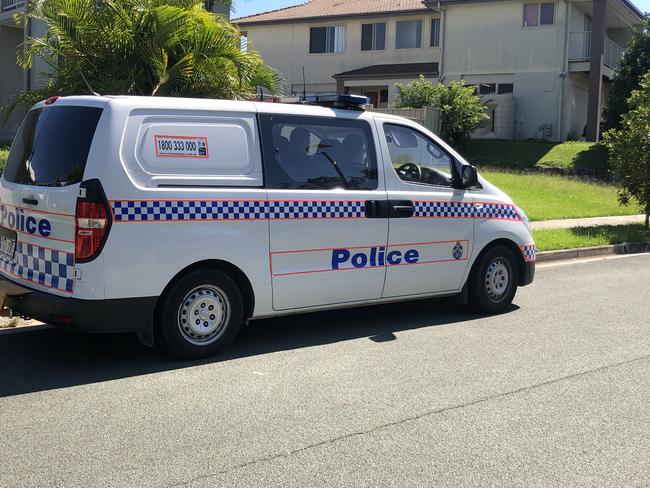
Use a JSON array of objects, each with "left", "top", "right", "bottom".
[
  {"left": 368, "top": 106, "right": 442, "bottom": 135},
  {"left": 1, "top": 0, "right": 24, "bottom": 11}
]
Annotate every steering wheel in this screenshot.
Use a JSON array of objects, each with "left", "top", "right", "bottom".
[{"left": 396, "top": 163, "right": 422, "bottom": 182}]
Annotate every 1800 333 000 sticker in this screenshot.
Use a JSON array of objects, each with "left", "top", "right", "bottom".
[{"left": 154, "top": 134, "right": 209, "bottom": 158}]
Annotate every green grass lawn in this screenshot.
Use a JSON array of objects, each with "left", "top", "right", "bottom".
[
  {"left": 533, "top": 224, "right": 650, "bottom": 252},
  {"left": 462, "top": 140, "right": 609, "bottom": 172},
  {"left": 462, "top": 140, "right": 557, "bottom": 168},
  {"left": 536, "top": 142, "right": 609, "bottom": 170},
  {"left": 481, "top": 170, "right": 642, "bottom": 221}
]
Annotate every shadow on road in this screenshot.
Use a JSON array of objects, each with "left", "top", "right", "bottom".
[{"left": 0, "top": 298, "right": 516, "bottom": 397}]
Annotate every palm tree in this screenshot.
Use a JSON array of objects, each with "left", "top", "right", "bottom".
[{"left": 4, "top": 0, "right": 280, "bottom": 117}]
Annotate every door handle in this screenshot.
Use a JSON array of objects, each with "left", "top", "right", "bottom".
[
  {"left": 22, "top": 197, "right": 38, "bottom": 206},
  {"left": 389, "top": 200, "right": 414, "bottom": 218},
  {"left": 365, "top": 200, "right": 389, "bottom": 218}
]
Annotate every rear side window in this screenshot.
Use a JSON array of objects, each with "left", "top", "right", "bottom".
[
  {"left": 259, "top": 114, "right": 378, "bottom": 190},
  {"left": 4, "top": 106, "right": 103, "bottom": 187}
]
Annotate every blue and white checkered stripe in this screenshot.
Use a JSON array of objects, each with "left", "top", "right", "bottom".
[
  {"left": 414, "top": 201, "right": 476, "bottom": 218},
  {"left": 0, "top": 242, "right": 74, "bottom": 293},
  {"left": 521, "top": 244, "right": 536, "bottom": 262},
  {"left": 111, "top": 200, "right": 268, "bottom": 222},
  {"left": 414, "top": 201, "right": 520, "bottom": 220},
  {"left": 474, "top": 203, "right": 520, "bottom": 220},
  {"left": 111, "top": 200, "right": 366, "bottom": 222},
  {"left": 111, "top": 200, "right": 517, "bottom": 222},
  {"left": 267, "top": 200, "right": 365, "bottom": 219}
]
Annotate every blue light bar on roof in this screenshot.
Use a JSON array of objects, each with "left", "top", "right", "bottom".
[
  {"left": 279, "top": 94, "right": 370, "bottom": 110},
  {"left": 304, "top": 94, "right": 370, "bottom": 106}
]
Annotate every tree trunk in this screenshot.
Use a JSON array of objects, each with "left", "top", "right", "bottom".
[{"left": 646, "top": 203, "right": 650, "bottom": 229}]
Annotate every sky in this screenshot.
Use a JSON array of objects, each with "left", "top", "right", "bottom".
[{"left": 232, "top": 0, "right": 650, "bottom": 19}]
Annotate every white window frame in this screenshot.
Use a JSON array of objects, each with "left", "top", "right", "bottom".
[
  {"left": 430, "top": 18, "right": 441, "bottom": 47},
  {"left": 310, "top": 25, "right": 346, "bottom": 54},
  {"left": 523, "top": 2, "right": 555, "bottom": 28},
  {"left": 395, "top": 19, "right": 423, "bottom": 50},
  {"left": 361, "top": 22, "right": 386, "bottom": 51}
]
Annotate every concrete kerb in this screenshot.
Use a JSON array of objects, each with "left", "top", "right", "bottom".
[{"left": 537, "top": 242, "right": 650, "bottom": 263}]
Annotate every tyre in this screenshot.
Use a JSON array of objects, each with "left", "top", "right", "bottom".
[
  {"left": 468, "top": 245, "right": 518, "bottom": 314},
  {"left": 157, "top": 269, "right": 243, "bottom": 359}
]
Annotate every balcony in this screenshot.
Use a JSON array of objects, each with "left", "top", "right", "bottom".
[
  {"left": 1, "top": 0, "right": 24, "bottom": 11},
  {"left": 569, "top": 31, "right": 625, "bottom": 71}
]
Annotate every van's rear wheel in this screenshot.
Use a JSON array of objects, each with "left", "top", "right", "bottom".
[
  {"left": 469, "top": 245, "right": 518, "bottom": 314},
  {"left": 158, "top": 269, "right": 243, "bottom": 359}
]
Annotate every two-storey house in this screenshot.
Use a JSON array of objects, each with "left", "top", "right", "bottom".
[{"left": 236, "top": 0, "right": 643, "bottom": 141}]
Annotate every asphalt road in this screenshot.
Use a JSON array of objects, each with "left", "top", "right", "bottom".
[{"left": 1, "top": 254, "right": 649, "bottom": 487}]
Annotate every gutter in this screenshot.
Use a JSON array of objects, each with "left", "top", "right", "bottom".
[
  {"left": 557, "top": 0, "right": 570, "bottom": 141},
  {"left": 424, "top": 1, "right": 446, "bottom": 82},
  {"left": 439, "top": 3, "right": 446, "bottom": 81}
]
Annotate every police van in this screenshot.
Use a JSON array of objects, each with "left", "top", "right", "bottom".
[{"left": 0, "top": 95, "right": 535, "bottom": 358}]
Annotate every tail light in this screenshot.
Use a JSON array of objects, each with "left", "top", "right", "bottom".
[{"left": 75, "top": 180, "right": 111, "bottom": 262}]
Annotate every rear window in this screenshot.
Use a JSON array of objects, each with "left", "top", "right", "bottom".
[{"left": 4, "top": 105, "right": 103, "bottom": 187}]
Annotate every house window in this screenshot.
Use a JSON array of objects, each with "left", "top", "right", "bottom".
[
  {"left": 479, "top": 83, "right": 496, "bottom": 95},
  {"left": 470, "top": 82, "right": 514, "bottom": 95},
  {"left": 478, "top": 108, "right": 496, "bottom": 132},
  {"left": 540, "top": 3, "right": 555, "bottom": 25},
  {"left": 498, "top": 83, "right": 514, "bottom": 94},
  {"left": 361, "top": 23, "right": 386, "bottom": 51},
  {"left": 396, "top": 20, "right": 422, "bottom": 49},
  {"left": 310, "top": 26, "right": 345, "bottom": 53},
  {"left": 380, "top": 89, "right": 389, "bottom": 104},
  {"left": 523, "top": 3, "right": 554, "bottom": 27},
  {"left": 431, "top": 18, "right": 441, "bottom": 47},
  {"left": 240, "top": 31, "right": 248, "bottom": 52}
]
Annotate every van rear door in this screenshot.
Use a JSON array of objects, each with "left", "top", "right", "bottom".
[{"left": 0, "top": 100, "right": 105, "bottom": 295}]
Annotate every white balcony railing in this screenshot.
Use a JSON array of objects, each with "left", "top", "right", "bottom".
[
  {"left": 569, "top": 31, "right": 625, "bottom": 70},
  {"left": 604, "top": 37, "right": 624, "bottom": 70},
  {"left": 1, "top": 0, "right": 24, "bottom": 12}
]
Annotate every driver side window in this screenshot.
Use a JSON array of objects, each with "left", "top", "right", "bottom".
[{"left": 384, "top": 124, "right": 453, "bottom": 187}]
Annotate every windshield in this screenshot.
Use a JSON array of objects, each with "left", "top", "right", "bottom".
[{"left": 3, "top": 105, "right": 103, "bottom": 187}]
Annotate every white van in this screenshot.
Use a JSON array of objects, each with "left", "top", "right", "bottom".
[{"left": 0, "top": 95, "right": 535, "bottom": 358}]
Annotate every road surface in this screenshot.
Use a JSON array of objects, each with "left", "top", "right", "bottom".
[{"left": 1, "top": 254, "right": 649, "bottom": 487}]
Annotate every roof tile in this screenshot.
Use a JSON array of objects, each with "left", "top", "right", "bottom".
[{"left": 235, "top": 0, "right": 429, "bottom": 25}]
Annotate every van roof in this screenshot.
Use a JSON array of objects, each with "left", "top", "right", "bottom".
[{"left": 35, "top": 95, "right": 407, "bottom": 122}]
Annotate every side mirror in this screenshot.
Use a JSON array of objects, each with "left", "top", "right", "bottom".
[{"left": 461, "top": 165, "right": 479, "bottom": 189}]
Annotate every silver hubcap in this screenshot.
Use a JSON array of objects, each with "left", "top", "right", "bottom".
[
  {"left": 484, "top": 258, "right": 510, "bottom": 301},
  {"left": 177, "top": 285, "right": 230, "bottom": 345}
]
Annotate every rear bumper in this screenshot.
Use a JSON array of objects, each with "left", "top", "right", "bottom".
[
  {"left": 519, "top": 261, "right": 535, "bottom": 286},
  {"left": 0, "top": 275, "right": 156, "bottom": 346}
]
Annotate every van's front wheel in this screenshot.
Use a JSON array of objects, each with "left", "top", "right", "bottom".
[
  {"left": 469, "top": 245, "right": 518, "bottom": 314},
  {"left": 158, "top": 269, "right": 243, "bottom": 359}
]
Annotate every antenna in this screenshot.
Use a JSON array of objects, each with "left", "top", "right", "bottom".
[
  {"left": 302, "top": 66, "right": 307, "bottom": 102},
  {"left": 79, "top": 72, "right": 100, "bottom": 97}
]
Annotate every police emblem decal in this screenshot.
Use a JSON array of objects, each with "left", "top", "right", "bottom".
[{"left": 452, "top": 242, "right": 464, "bottom": 260}]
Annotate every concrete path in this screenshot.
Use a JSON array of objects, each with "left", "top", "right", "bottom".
[{"left": 531, "top": 213, "right": 646, "bottom": 230}]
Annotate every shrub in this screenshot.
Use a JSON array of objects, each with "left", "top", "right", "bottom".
[
  {"left": 603, "top": 16, "right": 650, "bottom": 131},
  {"left": 0, "top": 145, "right": 9, "bottom": 172},
  {"left": 604, "top": 71, "right": 650, "bottom": 228},
  {"left": 395, "top": 76, "right": 487, "bottom": 143},
  {"left": 2, "top": 0, "right": 280, "bottom": 120}
]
